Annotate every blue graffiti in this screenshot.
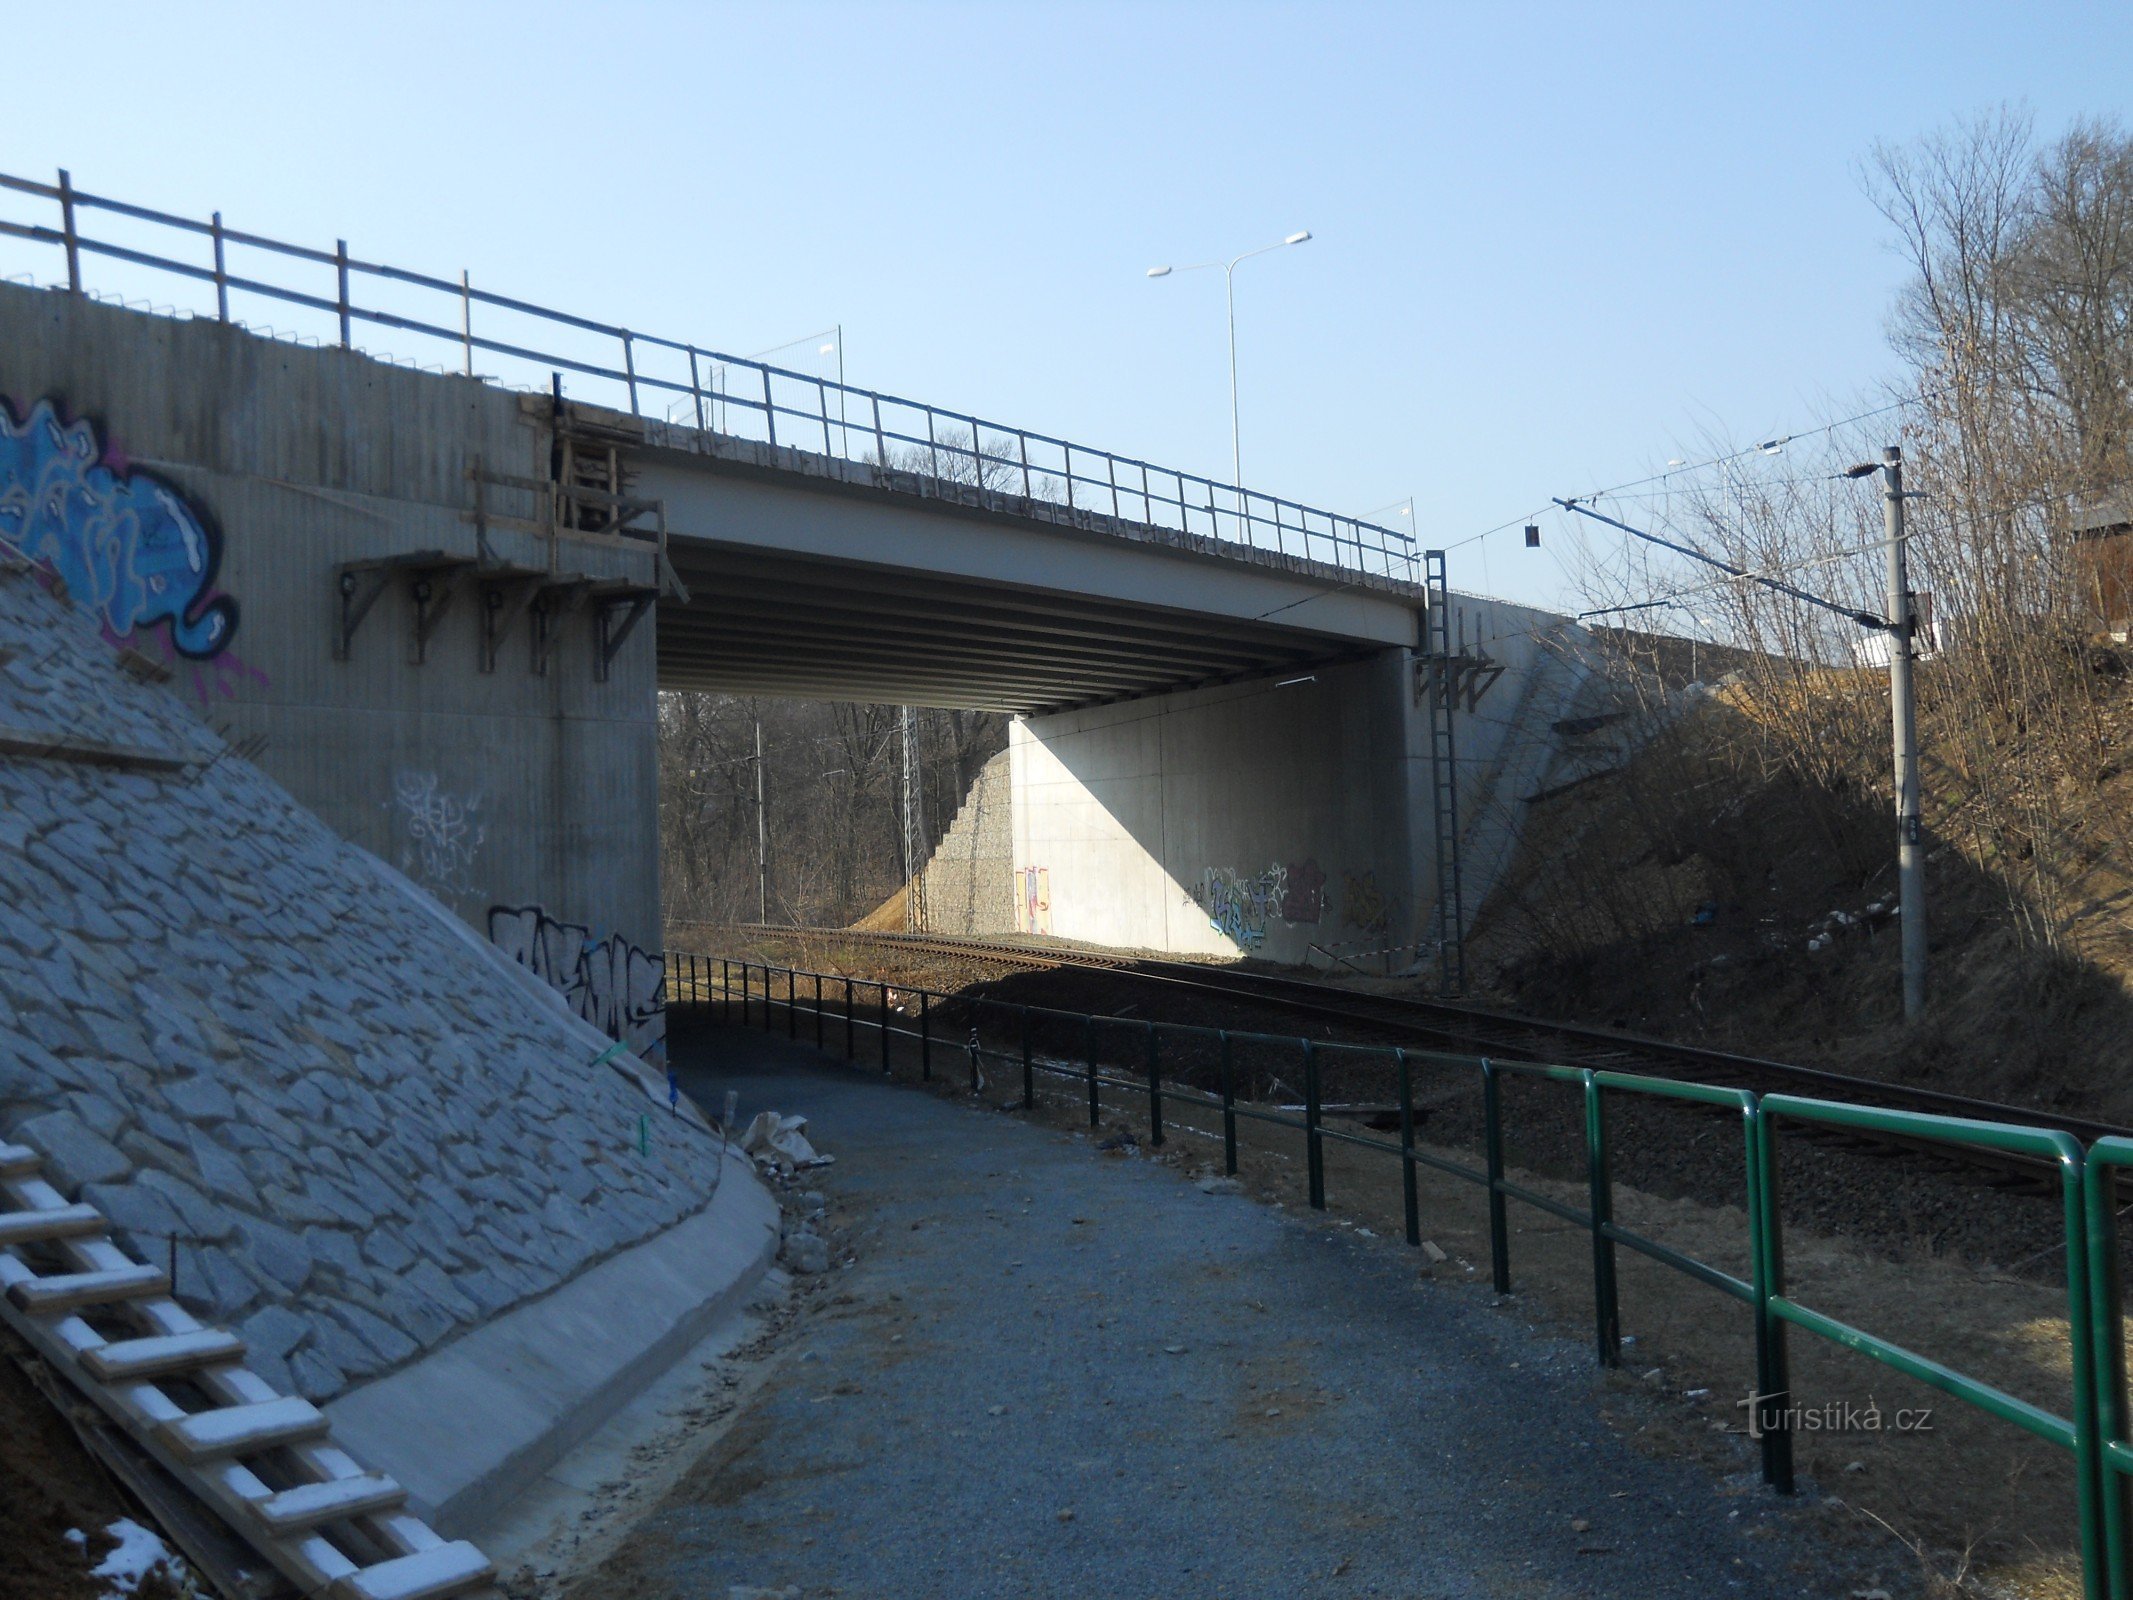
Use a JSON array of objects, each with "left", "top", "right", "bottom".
[{"left": 0, "top": 397, "right": 237, "bottom": 658}]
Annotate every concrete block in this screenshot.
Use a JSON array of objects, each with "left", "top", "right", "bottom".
[
  {"left": 328, "top": 1151, "right": 779, "bottom": 1535},
  {"left": 240, "top": 1304, "right": 312, "bottom": 1360},
  {"left": 19, "top": 1108, "right": 132, "bottom": 1189},
  {"left": 238, "top": 1217, "right": 314, "bottom": 1293}
]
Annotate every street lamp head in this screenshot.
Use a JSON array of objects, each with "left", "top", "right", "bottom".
[
  {"left": 1146, "top": 265, "right": 1173, "bottom": 278},
  {"left": 818, "top": 342, "right": 836, "bottom": 355},
  {"left": 1842, "top": 462, "right": 1881, "bottom": 479},
  {"left": 1285, "top": 230, "right": 1312, "bottom": 246}
]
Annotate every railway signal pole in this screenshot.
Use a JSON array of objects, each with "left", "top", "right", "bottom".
[
  {"left": 1560, "top": 443, "right": 1931, "bottom": 1023},
  {"left": 1859, "top": 446, "right": 1926, "bottom": 1022}
]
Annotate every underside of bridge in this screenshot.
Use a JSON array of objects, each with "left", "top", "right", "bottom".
[{"left": 656, "top": 542, "right": 1382, "bottom": 713}]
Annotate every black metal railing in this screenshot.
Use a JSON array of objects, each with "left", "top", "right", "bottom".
[{"left": 0, "top": 169, "right": 1421, "bottom": 589}]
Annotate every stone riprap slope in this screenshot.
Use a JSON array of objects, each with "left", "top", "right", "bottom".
[
  {"left": 917, "top": 748, "right": 1014, "bottom": 935},
  {"left": 0, "top": 559, "right": 721, "bottom": 1403}
]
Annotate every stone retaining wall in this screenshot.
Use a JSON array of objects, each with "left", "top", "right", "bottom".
[{"left": 0, "top": 557, "right": 724, "bottom": 1403}]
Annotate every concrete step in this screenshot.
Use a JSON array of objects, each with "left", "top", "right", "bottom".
[
  {"left": 82, "top": 1328, "right": 247, "bottom": 1383},
  {"left": 330, "top": 1541, "right": 494, "bottom": 1600},
  {"left": 157, "top": 1396, "right": 332, "bottom": 1462},
  {"left": 0, "top": 1143, "right": 43, "bottom": 1178},
  {"left": 250, "top": 1473, "right": 407, "bottom": 1534},
  {"left": 8, "top": 1262, "right": 169, "bottom": 1314},
  {"left": 0, "top": 1202, "right": 107, "bottom": 1246}
]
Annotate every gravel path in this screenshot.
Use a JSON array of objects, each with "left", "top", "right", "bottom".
[{"left": 595, "top": 1026, "right": 1898, "bottom": 1600}]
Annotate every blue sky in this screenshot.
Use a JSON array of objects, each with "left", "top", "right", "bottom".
[{"left": 2, "top": 2, "right": 2126, "bottom": 609}]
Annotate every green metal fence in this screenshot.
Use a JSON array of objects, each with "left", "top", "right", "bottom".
[{"left": 665, "top": 951, "right": 2133, "bottom": 1599}]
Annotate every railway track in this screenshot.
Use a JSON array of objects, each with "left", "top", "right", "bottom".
[{"left": 679, "top": 923, "right": 2133, "bottom": 1195}]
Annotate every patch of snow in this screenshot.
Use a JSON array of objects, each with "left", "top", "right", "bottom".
[{"left": 91, "top": 1518, "right": 184, "bottom": 1595}]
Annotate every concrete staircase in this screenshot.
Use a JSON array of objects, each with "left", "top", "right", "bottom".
[{"left": 0, "top": 1140, "right": 494, "bottom": 1600}]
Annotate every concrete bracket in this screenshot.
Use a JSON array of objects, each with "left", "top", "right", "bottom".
[
  {"left": 477, "top": 573, "right": 545, "bottom": 675},
  {"left": 593, "top": 586, "right": 657, "bottom": 684},
  {"left": 1415, "top": 651, "right": 1504, "bottom": 713},
  {"left": 529, "top": 578, "right": 593, "bottom": 678},
  {"left": 410, "top": 563, "right": 474, "bottom": 666}
]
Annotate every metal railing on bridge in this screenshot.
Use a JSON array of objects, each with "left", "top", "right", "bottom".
[{"left": 0, "top": 169, "right": 1420, "bottom": 589}]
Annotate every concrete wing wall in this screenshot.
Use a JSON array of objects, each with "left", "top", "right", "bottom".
[{"left": 0, "top": 283, "right": 663, "bottom": 973}]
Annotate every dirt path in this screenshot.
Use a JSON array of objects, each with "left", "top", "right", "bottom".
[{"left": 574, "top": 1025, "right": 1912, "bottom": 1600}]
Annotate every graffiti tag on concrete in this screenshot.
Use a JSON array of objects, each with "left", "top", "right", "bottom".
[
  {"left": 1280, "top": 857, "right": 1326, "bottom": 923},
  {"left": 1018, "top": 867, "right": 1052, "bottom": 936},
  {"left": 393, "top": 770, "right": 486, "bottom": 899},
  {"left": 488, "top": 904, "right": 666, "bottom": 1058},
  {"left": 1341, "top": 870, "right": 1399, "bottom": 936},
  {"left": 0, "top": 396, "right": 238, "bottom": 658},
  {"left": 1194, "top": 864, "right": 1288, "bottom": 950}
]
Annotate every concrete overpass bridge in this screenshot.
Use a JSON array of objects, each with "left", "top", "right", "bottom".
[{"left": 0, "top": 169, "right": 1591, "bottom": 992}]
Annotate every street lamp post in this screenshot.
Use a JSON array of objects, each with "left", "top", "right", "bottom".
[{"left": 1147, "top": 231, "right": 1312, "bottom": 489}]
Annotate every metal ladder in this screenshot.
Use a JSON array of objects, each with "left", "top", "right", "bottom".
[
  {"left": 0, "top": 1141, "right": 495, "bottom": 1600},
  {"left": 1424, "top": 551, "right": 1466, "bottom": 997}
]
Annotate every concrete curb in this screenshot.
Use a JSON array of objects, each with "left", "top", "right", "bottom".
[{"left": 324, "top": 1148, "right": 780, "bottom": 1536}]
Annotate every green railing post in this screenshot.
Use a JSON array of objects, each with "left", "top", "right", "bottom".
[
  {"left": 814, "top": 973, "right": 825, "bottom": 1048},
  {"left": 1303, "top": 1040, "right": 1325, "bottom": 1210},
  {"left": 1583, "top": 1071, "right": 1621, "bottom": 1367},
  {"left": 2083, "top": 1141, "right": 2132, "bottom": 1600},
  {"left": 787, "top": 967, "right": 798, "bottom": 1039},
  {"left": 1397, "top": 1048, "right": 1420, "bottom": 1248},
  {"left": 721, "top": 958, "right": 731, "bottom": 1024},
  {"left": 1020, "top": 1005, "right": 1034, "bottom": 1109},
  {"left": 920, "top": 990, "right": 932, "bottom": 1081},
  {"left": 1219, "top": 1031, "right": 1238, "bottom": 1177},
  {"left": 1085, "top": 1015, "right": 1099, "bottom": 1127},
  {"left": 843, "top": 976, "right": 855, "bottom": 1058},
  {"left": 1481, "top": 1058, "right": 1510, "bottom": 1293},
  {"left": 1145, "top": 1023, "right": 1164, "bottom": 1146},
  {"left": 1744, "top": 1096, "right": 1794, "bottom": 1493},
  {"left": 2058, "top": 1146, "right": 2109, "bottom": 1600},
  {"left": 879, "top": 982, "right": 891, "bottom": 1074}
]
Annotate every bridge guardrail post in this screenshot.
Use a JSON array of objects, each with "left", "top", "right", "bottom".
[
  {"left": 1583, "top": 1070, "right": 1621, "bottom": 1367},
  {"left": 1021, "top": 1006, "right": 1034, "bottom": 1110},
  {"left": 211, "top": 211, "right": 229, "bottom": 322},
  {"left": 1219, "top": 1031, "right": 1238, "bottom": 1177},
  {"left": 814, "top": 974, "right": 825, "bottom": 1049},
  {"left": 788, "top": 967, "right": 798, "bottom": 1039},
  {"left": 1084, "top": 1015, "right": 1099, "bottom": 1127},
  {"left": 844, "top": 977, "right": 855, "bottom": 1058},
  {"left": 1303, "top": 1040, "right": 1324, "bottom": 1210},
  {"left": 1397, "top": 1048, "right": 1420, "bottom": 1247},
  {"left": 1145, "top": 1023, "right": 1163, "bottom": 1147},
  {"left": 920, "top": 991, "right": 931, "bottom": 1081},
  {"left": 335, "top": 239, "right": 351, "bottom": 349},
  {"left": 1482, "top": 1059, "right": 1511, "bottom": 1293},
  {"left": 879, "top": 983, "right": 890, "bottom": 1074}
]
